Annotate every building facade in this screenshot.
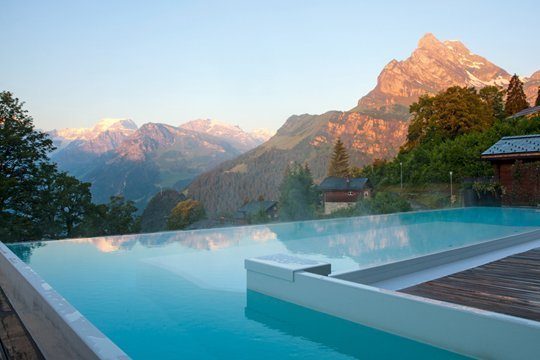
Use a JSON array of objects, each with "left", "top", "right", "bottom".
[
  {"left": 481, "top": 134, "right": 540, "bottom": 206},
  {"left": 319, "top": 176, "right": 372, "bottom": 215}
]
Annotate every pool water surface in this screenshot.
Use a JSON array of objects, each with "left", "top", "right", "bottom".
[{"left": 8, "top": 207, "right": 540, "bottom": 359}]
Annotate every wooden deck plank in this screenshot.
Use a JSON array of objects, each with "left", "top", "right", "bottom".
[
  {"left": 401, "top": 248, "right": 540, "bottom": 322},
  {"left": 0, "top": 287, "right": 44, "bottom": 360}
]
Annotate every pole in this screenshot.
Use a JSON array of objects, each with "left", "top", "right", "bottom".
[
  {"left": 450, "top": 171, "right": 453, "bottom": 205},
  {"left": 400, "top": 162, "right": 403, "bottom": 191}
]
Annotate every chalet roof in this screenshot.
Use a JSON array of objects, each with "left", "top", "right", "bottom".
[
  {"left": 318, "top": 176, "right": 371, "bottom": 191},
  {"left": 509, "top": 105, "right": 540, "bottom": 119},
  {"left": 235, "top": 200, "right": 277, "bottom": 218},
  {"left": 481, "top": 134, "right": 540, "bottom": 158}
]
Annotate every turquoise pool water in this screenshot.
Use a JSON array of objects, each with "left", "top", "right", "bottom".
[{"left": 8, "top": 207, "right": 540, "bottom": 359}]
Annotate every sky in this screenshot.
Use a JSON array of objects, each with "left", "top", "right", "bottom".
[{"left": 1, "top": 0, "right": 539, "bottom": 132}]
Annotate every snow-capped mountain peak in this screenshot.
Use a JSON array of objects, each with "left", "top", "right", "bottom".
[
  {"left": 93, "top": 118, "right": 138, "bottom": 133},
  {"left": 53, "top": 118, "right": 137, "bottom": 141},
  {"left": 179, "top": 118, "right": 270, "bottom": 152}
]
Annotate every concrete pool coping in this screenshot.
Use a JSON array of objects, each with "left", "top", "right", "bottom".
[
  {"left": 246, "top": 229, "right": 540, "bottom": 359},
  {"left": 332, "top": 228, "right": 540, "bottom": 290},
  {"left": 0, "top": 242, "right": 130, "bottom": 360}
]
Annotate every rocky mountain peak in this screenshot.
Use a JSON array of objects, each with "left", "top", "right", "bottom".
[
  {"left": 94, "top": 118, "right": 138, "bottom": 133},
  {"left": 180, "top": 118, "right": 242, "bottom": 133},
  {"left": 179, "top": 118, "right": 271, "bottom": 152},
  {"left": 417, "top": 32, "right": 443, "bottom": 49},
  {"left": 357, "top": 33, "right": 511, "bottom": 112}
]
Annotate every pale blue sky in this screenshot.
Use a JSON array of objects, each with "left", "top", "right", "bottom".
[{"left": 1, "top": 0, "right": 538, "bottom": 131}]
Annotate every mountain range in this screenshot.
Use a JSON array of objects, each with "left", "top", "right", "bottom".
[
  {"left": 186, "top": 33, "right": 540, "bottom": 215},
  {"left": 49, "top": 118, "right": 272, "bottom": 207}
]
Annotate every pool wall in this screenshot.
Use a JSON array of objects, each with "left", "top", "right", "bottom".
[
  {"left": 245, "top": 252, "right": 540, "bottom": 359},
  {"left": 0, "top": 242, "right": 129, "bottom": 360}
]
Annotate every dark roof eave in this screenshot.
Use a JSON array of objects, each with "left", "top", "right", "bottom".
[
  {"left": 320, "top": 187, "right": 368, "bottom": 191},
  {"left": 481, "top": 152, "right": 540, "bottom": 160}
]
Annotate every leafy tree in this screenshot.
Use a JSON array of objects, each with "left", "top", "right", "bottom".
[
  {"left": 505, "top": 74, "right": 529, "bottom": 116},
  {"left": 103, "top": 196, "right": 139, "bottom": 235},
  {"left": 405, "top": 87, "right": 494, "bottom": 150},
  {"left": 76, "top": 196, "right": 139, "bottom": 237},
  {"left": 140, "top": 189, "right": 185, "bottom": 233},
  {"left": 327, "top": 138, "right": 350, "bottom": 177},
  {"left": 0, "top": 91, "right": 141, "bottom": 241},
  {"left": 535, "top": 86, "right": 540, "bottom": 107},
  {"left": 358, "top": 192, "right": 411, "bottom": 215},
  {"left": 50, "top": 172, "right": 94, "bottom": 238},
  {"left": 1, "top": 91, "right": 56, "bottom": 240},
  {"left": 279, "top": 163, "right": 318, "bottom": 221},
  {"left": 361, "top": 115, "right": 540, "bottom": 187},
  {"left": 167, "top": 199, "right": 205, "bottom": 230},
  {"left": 479, "top": 85, "right": 505, "bottom": 120},
  {"left": 76, "top": 203, "right": 108, "bottom": 237}
]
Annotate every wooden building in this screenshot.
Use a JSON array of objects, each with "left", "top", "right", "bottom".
[
  {"left": 481, "top": 134, "right": 540, "bottom": 206},
  {"left": 319, "top": 176, "right": 372, "bottom": 215},
  {"left": 508, "top": 105, "right": 540, "bottom": 119},
  {"left": 234, "top": 200, "right": 278, "bottom": 224}
]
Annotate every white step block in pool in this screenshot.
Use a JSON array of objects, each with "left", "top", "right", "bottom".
[{"left": 245, "top": 254, "right": 331, "bottom": 282}]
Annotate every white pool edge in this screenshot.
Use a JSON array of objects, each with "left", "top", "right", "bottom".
[
  {"left": 245, "top": 231, "right": 540, "bottom": 359},
  {"left": 0, "top": 242, "right": 130, "bottom": 360},
  {"left": 332, "top": 228, "right": 540, "bottom": 289}
]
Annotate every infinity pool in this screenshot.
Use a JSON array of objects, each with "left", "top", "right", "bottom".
[{"left": 8, "top": 207, "right": 540, "bottom": 359}]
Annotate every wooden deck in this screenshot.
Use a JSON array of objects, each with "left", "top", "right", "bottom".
[
  {"left": 0, "top": 287, "right": 43, "bottom": 360},
  {"left": 402, "top": 248, "right": 540, "bottom": 322}
]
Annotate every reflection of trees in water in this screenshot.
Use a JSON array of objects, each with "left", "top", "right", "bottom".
[
  {"left": 269, "top": 218, "right": 412, "bottom": 264},
  {"left": 137, "top": 227, "right": 278, "bottom": 251},
  {"left": 268, "top": 208, "right": 536, "bottom": 266},
  {"left": 11, "top": 208, "right": 536, "bottom": 259},
  {"left": 9, "top": 241, "right": 45, "bottom": 263},
  {"left": 66, "top": 226, "right": 278, "bottom": 253}
]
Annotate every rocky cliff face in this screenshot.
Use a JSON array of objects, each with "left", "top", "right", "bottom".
[
  {"left": 187, "top": 33, "right": 539, "bottom": 215},
  {"left": 524, "top": 71, "right": 540, "bottom": 105},
  {"left": 357, "top": 33, "right": 511, "bottom": 111}
]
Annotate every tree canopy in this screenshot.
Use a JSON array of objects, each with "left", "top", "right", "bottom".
[
  {"left": 479, "top": 85, "right": 505, "bottom": 120},
  {"left": 505, "top": 74, "right": 529, "bottom": 116},
  {"left": 0, "top": 91, "right": 139, "bottom": 241},
  {"left": 356, "top": 82, "right": 540, "bottom": 187},
  {"left": 140, "top": 189, "right": 185, "bottom": 233},
  {"left": 404, "top": 86, "right": 494, "bottom": 151},
  {"left": 279, "top": 163, "right": 318, "bottom": 221},
  {"left": 535, "top": 86, "right": 540, "bottom": 107},
  {"left": 327, "top": 138, "right": 350, "bottom": 177},
  {"left": 167, "top": 199, "right": 205, "bottom": 230},
  {"left": 1, "top": 91, "right": 59, "bottom": 240}
]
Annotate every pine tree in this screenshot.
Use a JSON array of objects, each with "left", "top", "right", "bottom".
[
  {"left": 327, "top": 138, "right": 350, "bottom": 177},
  {"left": 505, "top": 74, "right": 529, "bottom": 116},
  {"left": 535, "top": 86, "right": 540, "bottom": 107}
]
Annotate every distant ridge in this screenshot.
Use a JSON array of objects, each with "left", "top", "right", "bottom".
[{"left": 49, "top": 118, "right": 271, "bottom": 208}]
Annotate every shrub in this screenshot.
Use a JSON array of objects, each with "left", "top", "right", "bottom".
[{"left": 167, "top": 199, "right": 206, "bottom": 230}]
